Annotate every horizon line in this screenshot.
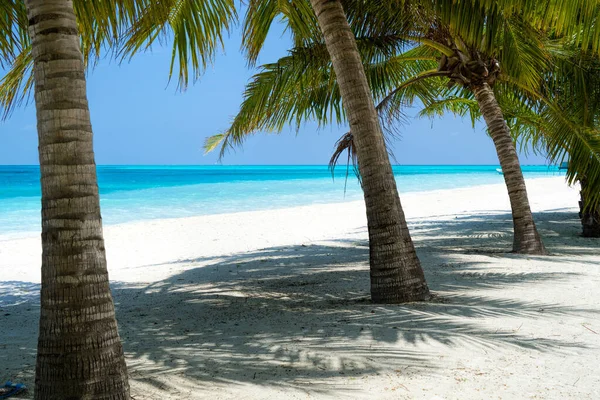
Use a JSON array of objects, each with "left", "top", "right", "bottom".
[{"left": 0, "top": 163, "right": 556, "bottom": 167}]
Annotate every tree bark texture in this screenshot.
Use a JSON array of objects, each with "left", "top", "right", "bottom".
[
  {"left": 472, "top": 83, "right": 547, "bottom": 255},
  {"left": 310, "top": 0, "right": 430, "bottom": 303},
  {"left": 26, "top": 0, "right": 130, "bottom": 398},
  {"left": 579, "top": 178, "right": 600, "bottom": 237}
]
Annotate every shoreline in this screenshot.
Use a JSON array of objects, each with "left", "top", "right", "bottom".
[{"left": 0, "top": 175, "right": 574, "bottom": 241}]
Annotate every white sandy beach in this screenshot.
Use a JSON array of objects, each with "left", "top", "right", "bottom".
[{"left": 1, "top": 176, "right": 599, "bottom": 399}]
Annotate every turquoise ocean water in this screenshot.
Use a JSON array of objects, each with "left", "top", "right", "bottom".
[{"left": 0, "top": 165, "right": 563, "bottom": 236}]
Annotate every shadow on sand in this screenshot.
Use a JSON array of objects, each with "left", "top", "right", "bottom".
[{"left": 1, "top": 210, "right": 598, "bottom": 397}]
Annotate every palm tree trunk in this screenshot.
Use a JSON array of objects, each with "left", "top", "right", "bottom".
[
  {"left": 25, "top": 0, "right": 130, "bottom": 398},
  {"left": 579, "top": 178, "right": 600, "bottom": 237},
  {"left": 309, "top": 0, "right": 429, "bottom": 303},
  {"left": 472, "top": 82, "right": 547, "bottom": 254}
]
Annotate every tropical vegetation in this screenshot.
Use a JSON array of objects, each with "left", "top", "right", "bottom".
[{"left": 307, "top": 0, "right": 430, "bottom": 303}]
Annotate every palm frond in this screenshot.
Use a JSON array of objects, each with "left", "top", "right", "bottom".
[
  {"left": 417, "top": 96, "right": 480, "bottom": 127},
  {"left": 120, "top": 0, "right": 236, "bottom": 89},
  {"left": 0, "top": 0, "right": 27, "bottom": 66},
  {"left": 242, "top": 0, "right": 319, "bottom": 66},
  {"left": 0, "top": 47, "right": 33, "bottom": 119}
]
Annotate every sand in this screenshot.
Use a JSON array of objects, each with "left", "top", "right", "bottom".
[{"left": 1, "top": 176, "right": 599, "bottom": 399}]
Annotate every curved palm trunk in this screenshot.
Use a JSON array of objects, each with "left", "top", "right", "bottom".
[
  {"left": 310, "top": 0, "right": 429, "bottom": 303},
  {"left": 579, "top": 178, "right": 600, "bottom": 237},
  {"left": 472, "top": 83, "right": 547, "bottom": 254},
  {"left": 26, "top": 0, "right": 130, "bottom": 398}
]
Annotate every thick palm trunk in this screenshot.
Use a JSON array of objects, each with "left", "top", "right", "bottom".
[
  {"left": 472, "top": 83, "right": 547, "bottom": 254},
  {"left": 26, "top": 0, "right": 130, "bottom": 398},
  {"left": 309, "top": 0, "right": 429, "bottom": 303},
  {"left": 579, "top": 178, "right": 600, "bottom": 237}
]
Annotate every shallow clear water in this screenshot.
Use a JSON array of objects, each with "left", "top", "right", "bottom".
[{"left": 0, "top": 165, "right": 563, "bottom": 236}]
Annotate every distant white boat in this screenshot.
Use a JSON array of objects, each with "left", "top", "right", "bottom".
[{"left": 496, "top": 168, "right": 503, "bottom": 175}]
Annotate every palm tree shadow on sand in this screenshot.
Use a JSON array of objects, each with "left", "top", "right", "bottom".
[
  {"left": 1, "top": 210, "right": 599, "bottom": 397},
  {"left": 113, "top": 211, "right": 598, "bottom": 396},
  {"left": 406, "top": 208, "right": 596, "bottom": 257}
]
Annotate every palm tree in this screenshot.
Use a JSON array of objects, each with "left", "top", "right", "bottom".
[
  {"left": 23, "top": 0, "right": 130, "bottom": 396},
  {"left": 306, "top": 0, "right": 429, "bottom": 303},
  {"left": 207, "top": 0, "right": 432, "bottom": 303},
  {"left": 216, "top": 0, "right": 432, "bottom": 303},
  {"left": 380, "top": 22, "right": 549, "bottom": 254},
  {"left": 2, "top": 0, "right": 235, "bottom": 397}
]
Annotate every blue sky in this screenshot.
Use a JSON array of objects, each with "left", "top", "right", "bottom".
[{"left": 0, "top": 23, "right": 548, "bottom": 166}]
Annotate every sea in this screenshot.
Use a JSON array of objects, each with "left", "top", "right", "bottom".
[{"left": 0, "top": 165, "right": 564, "bottom": 236}]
